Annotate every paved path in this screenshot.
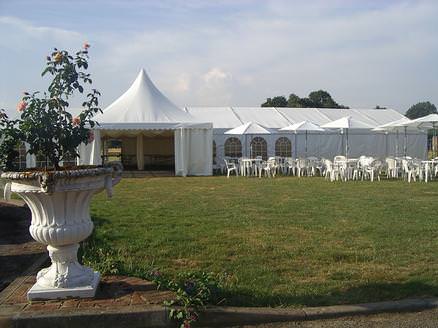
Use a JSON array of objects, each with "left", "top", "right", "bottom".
[{"left": 244, "top": 307, "right": 438, "bottom": 328}]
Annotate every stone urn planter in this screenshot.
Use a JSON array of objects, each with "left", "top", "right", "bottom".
[{"left": 1, "top": 164, "right": 122, "bottom": 300}]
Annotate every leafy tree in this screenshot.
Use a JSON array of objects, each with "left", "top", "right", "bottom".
[
  {"left": 405, "top": 101, "right": 437, "bottom": 119},
  {"left": 261, "top": 96, "right": 287, "bottom": 107},
  {"left": 308, "top": 90, "right": 348, "bottom": 108},
  {"left": 374, "top": 105, "right": 387, "bottom": 109},
  {"left": 287, "top": 94, "right": 303, "bottom": 107},
  {"left": 262, "top": 90, "right": 348, "bottom": 108}
]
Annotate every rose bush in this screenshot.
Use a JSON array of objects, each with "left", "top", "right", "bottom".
[{"left": 0, "top": 44, "right": 101, "bottom": 171}]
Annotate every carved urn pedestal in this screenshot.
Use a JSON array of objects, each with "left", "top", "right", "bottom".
[{"left": 2, "top": 166, "right": 121, "bottom": 301}]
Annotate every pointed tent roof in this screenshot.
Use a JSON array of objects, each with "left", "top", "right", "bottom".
[
  {"left": 321, "top": 116, "right": 374, "bottom": 129},
  {"left": 224, "top": 122, "right": 270, "bottom": 135},
  {"left": 279, "top": 120, "right": 325, "bottom": 132},
  {"left": 402, "top": 113, "right": 438, "bottom": 129},
  {"left": 97, "top": 69, "right": 193, "bottom": 125},
  {"left": 373, "top": 117, "right": 417, "bottom": 132}
]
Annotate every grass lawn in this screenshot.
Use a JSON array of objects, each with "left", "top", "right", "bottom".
[{"left": 87, "top": 176, "right": 438, "bottom": 307}]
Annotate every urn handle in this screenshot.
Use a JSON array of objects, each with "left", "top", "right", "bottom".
[
  {"left": 104, "top": 162, "right": 123, "bottom": 198},
  {"left": 3, "top": 182, "right": 11, "bottom": 201}
]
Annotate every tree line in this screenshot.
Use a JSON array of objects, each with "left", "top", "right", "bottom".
[{"left": 261, "top": 90, "right": 437, "bottom": 119}]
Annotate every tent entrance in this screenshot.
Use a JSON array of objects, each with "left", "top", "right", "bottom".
[
  {"left": 103, "top": 131, "right": 174, "bottom": 171},
  {"left": 141, "top": 130, "right": 175, "bottom": 170}
]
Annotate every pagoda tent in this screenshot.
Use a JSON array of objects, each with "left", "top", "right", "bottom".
[{"left": 77, "top": 69, "right": 213, "bottom": 176}]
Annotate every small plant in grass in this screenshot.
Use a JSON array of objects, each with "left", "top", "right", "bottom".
[
  {"left": 80, "top": 239, "right": 124, "bottom": 275},
  {"left": 0, "top": 44, "right": 101, "bottom": 171},
  {"left": 80, "top": 237, "right": 225, "bottom": 327},
  {"left": 149, "top": 270, "right": 223, "bottom": 328}
]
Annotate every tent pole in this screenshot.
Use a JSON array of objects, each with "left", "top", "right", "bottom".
[
  {"left": 295, "top": 132, "right": 297, "bottom": 159},
  {"left": 396, "top": 130, "right": 399, "bottom": 157},
  {"left": 346, "top": 129, "right": 349, "bottom": 158},
  {"left": 404, "top": 126, "right": 407, "bottom": 157},
  {"left": 433, "top": 123, "right": 437, "bottom": 158},
  {"left": 385, "top": 132, "right": 388, "bottom": 158},
  {"left": 305, "top": 130, "right": 308, "bottom": 158}
]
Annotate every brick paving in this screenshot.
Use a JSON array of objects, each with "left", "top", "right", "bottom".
[
  {"left": 0, "top": 275, "right": 174, "bottom": 314},
  {"left": 0, "top": 200, "right": 175, "bottom": 322}
]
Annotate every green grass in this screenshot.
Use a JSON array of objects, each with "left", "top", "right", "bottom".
[{"left": 87, "top": 176, "right": 438, "bottom": 307}]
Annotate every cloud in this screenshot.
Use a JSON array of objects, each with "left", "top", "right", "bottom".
[
  {"left": 203, "top": 68, "right": 231, "bottom": 84},
  {"left": 1, "top": 1, "right": 438, "bottom": 116}
]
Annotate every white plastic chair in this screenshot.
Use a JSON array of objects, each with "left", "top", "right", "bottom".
[
  {"left": 364, "top": 160, "right": 382, "bottom": 182},
  {"left": 296, "top": 158, "right": 308, "bottom": 177},
  {"left": 260, "top": 158, "right": 277, "bottom": 178},
  {"left": 224, "top": 159, "right": 238, "bottom": 178},
  {"left": 385, "top": 157, "right": 397, "bottom": 179},
  {"left": 402, "top": 159, "right": 416, "bottom": 183}
]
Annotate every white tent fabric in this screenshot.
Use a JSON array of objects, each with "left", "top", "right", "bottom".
[
  {"left": 78, "top": 69, "right": 212, "bottom": 176},
  {"left": 96, "top": 69, "right": 193, "bottom": 124},
  {"left": 231, "top": 107, "right": 290, "bottom": 128},
  {"left": 321, "top": 116, "right": 375, "bottom": 129},
  {"left": 184, "top": 107, "right": 426, "bottom": 163},
  {"left": 25, "top": 143, "right": 36, "bottom": 168},
  {"left": 403, "top": 114, "right": 438, "bottom": 129},
  {"left": 224, "top": 122, "right": 270, "bottom": 135},
  {"left": 175, "top": 128, "right": 213, "bottom": 176},
  {"left": 280, "top": 121, "right": 325, "bottom": 158},
  {"left": 321, "top": 116, "right": 375, "bottom": 157},
  {"left": 77, "top": 129, "right": 102, "bottom": 166},
  {"left": 373, "top": 117, "right": 414, "bottom": 132},
  {"left": 280, "top": 121, "right": 325, "bottom": 132}
]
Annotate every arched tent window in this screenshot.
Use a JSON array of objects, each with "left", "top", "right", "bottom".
[
  {"left": 212, "top": 140, "right": 217, "bottom": 164},
  {"left": 251, "top": 137, "right": 267, "bottom": 160},
  {"left": 275, "top": 137, "right": 291, "bottom": 157},
  {"left": 62, "top": 151, "right": 77, "bottom": 167},
  {"left": 13, "top": 143, "right": 27, "bottom": 170},
  {"left": 224, "top": 137, "right": 242, "bottom": 158}
]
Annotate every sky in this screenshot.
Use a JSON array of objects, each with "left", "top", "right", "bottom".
[{"left": 1, "top": 0, "right": 437, "bottom": 118}]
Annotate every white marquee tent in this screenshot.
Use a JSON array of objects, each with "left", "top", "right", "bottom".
[
  {"left": 185, "top": 106, "right": 427, "bottom": 166},
  {"left": 77, "top": 69, "right": 213, "bottom": 176},
  {"left": 21, "top": 71, "right": 426, "bottom": 175}
]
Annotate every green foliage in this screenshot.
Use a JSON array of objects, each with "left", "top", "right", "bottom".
[
  {"left": 261, "top": 96, "right": 288, "bottom": 107},
  {"left": 0, "top": 111, "right": 21, "bottom": 170},
  {"left": 0, "top": 45, "right": 101, "bottom": 170},
  {"left": 80, "top": 238, "right": 124, "bottom": 275},
  {"left": 158, "top": 271, "right": 223, "bottom": 327},
  {"left": 405, "top": 101, "right": 437, "bottom": 119},
  {"left": 262, "top": 90, "right": 348, "bottom": 108},
  {"left": 308, "top": 90, "right": 348, "bottom": 108}
]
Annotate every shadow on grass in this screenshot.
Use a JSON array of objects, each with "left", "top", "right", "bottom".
[
  {"left": 91, "top": 215, "right": 110, "bottom": 229},
  {"left": 84, "top": 216, "right": 438, "bottom": 308},
  {"left": 221, "top": 281, "right": 438, "bottom": 308}
]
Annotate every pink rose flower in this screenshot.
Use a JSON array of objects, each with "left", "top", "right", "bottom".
[
  {"left": 83, "top": 42, "right": 90, "bottom": 49},
  {"left": 87, "top": 130, "right": 95, "bottom": 143},
  {"left": 53, "top": 52, "right": 63, "bottom": 62},
  {"left": 17, "top": 100, "right": 27, "bottom": 112},
  {"left": 72, "top": 116, "right": 81, "bottom": 126}
]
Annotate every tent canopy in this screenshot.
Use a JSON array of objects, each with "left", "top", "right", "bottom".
[
  {"left": 96, "top": 69, "right": 197, "bottom": 129},
  {"left": 186, "top": 107, "right": 405, "bottom": 130},
  {"left": 321, "top": 116, "right": 375, "bottom": 130},
  {"left": 280, "top": 121, "right": 325, "bottom": 132},
  {"left": 78, "top": 69, "right": 213, "bottom": 176},
  {"left": 225, "top": 122, "right": 270, "bottom": 135}
]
